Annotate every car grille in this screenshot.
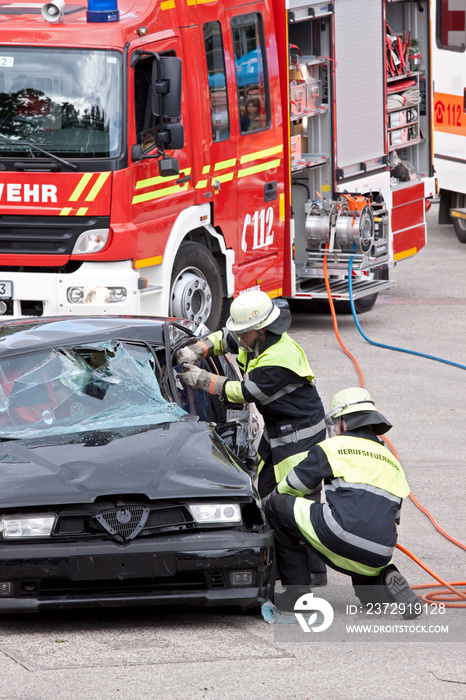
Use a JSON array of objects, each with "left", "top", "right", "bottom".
[
  {"left": 96, "top": 506, "right": 150, "bottom": 541},
  {"left": 55, "top": 504, "right": 195, "bottom": 542},
  {"left": 38, "top": 573, "right": 206, "bottom": 595}
]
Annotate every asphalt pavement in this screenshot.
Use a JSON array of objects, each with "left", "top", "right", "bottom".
[{"left": 0, "top": 203, "right": 464, "bottom": 700}]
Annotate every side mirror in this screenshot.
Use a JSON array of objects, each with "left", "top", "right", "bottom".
[
  {"left": 156, "top": 122, "right": 184, "bottom": 151},
  {"left": 159, "top": 157, "right": 179, "bottom": 177},
  {"left": 151, "top": 56, "right": 182, "bottom": 119}
]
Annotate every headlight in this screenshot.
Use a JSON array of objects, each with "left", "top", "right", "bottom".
[
  {"left": 188, "top": 503, "right": 241, "bottom": 524},
  {"left": 0, "top": 515, "right": 56, "bottom": 538},
  {"left": 67, "top": 286, "right": 127, "bottom": 304}
]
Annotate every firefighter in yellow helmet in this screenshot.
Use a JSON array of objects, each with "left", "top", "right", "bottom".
[
  {"left": 177, "top": 290, "right": 327, "bottom": 586},
  {"left": 266, "top": 387, "right": 422, "bottom": 618}
]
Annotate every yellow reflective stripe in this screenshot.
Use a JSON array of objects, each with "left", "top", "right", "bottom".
[
  {"left": 202, "top": 165, "right": 211, "bottom": 174},
  {"left": 240, "top": 145, "right": 283, "bottom": 164},
  {"left": 273, "top": 451, "right": 309, "bottom": 483},
  {"left": 212, "top": 172, "right": 234, "bottom": 184},
  {"left": 237, "top": 159, "right": 281, "bottom": 178},
  {"left": 214, "top": 158, "right": 236, "bottom": 171},
  {"left": 394, "top": 247, "right": 417, "bottom": 262},
  {"left": 85, "top": 172, "right": 110, "bottom": 201},
  {"left": 132, "top": 182, "right": 190, "bottom": 204},
  {"left": 60, "top": 208, "right": 72, "bottom": 216},
  {"left": 69, "top": 173, "right": 93, "bottom": 201},
  {"left": 269, "top": 288, "right": 283, "bottom": 298},
  {"left": 279, "top": 193, "right": 285, "bottom": 222},
  {"left": 161, "top": 0, "right": 175, "bottom": 7},
  {"left": 76, "top": 207, "right": 88, "bottom": 216},
  {"left": 135, "top": 255, "right": 163, "bottom": 269},
  {"left": 135, "top": 169, "right": 191, "bottom": 190},
  {"left": 195, "top": 179, "right": 208, "bottom": 189}
]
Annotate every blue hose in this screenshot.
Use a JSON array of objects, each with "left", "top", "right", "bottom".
[{"left": 347, "top": 257, "right": 466, "bottom": 371}]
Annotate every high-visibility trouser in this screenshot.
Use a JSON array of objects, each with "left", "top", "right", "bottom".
[{"left": 293, "top": 498, "right": 391, "bottom": 578}]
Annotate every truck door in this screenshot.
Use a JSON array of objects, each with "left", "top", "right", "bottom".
[
  {"left": 225, "top": 5, "right": 286, "bottom": 296},
  {"left": 128, "top": 38, "right": 194, "bottom": 265}
]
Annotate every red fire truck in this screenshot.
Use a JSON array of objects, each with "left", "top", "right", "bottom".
[
  {"left": 0, "top": 0, "right": 435, "bottom": 328},
  {"left": 432, "top": 0, "right": 466, "bottom": 243}
]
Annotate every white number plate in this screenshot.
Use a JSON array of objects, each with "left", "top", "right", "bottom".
[{"left": 0, "top": 282, "right": 13, "bottom": 298}]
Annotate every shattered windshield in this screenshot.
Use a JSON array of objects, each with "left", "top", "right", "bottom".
[
  {"left": 0, "top": 48, "right": 122, "bottom": 159},
  {"left": 0, "top": 341, "right": 186, "bottom": 439}
]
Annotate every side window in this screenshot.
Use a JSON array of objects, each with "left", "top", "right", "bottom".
[
  {"left": 134, "top": 56, "right": 157, "bottom": 152},
  {"left": 203, "top": 22, "right": 230, "bottom": 142},
  {"left": 133, "top": 51, "right": 176, "bottom": 152},
  {"left": 437, "top": 0, "right": 465, "bottom": 52},
  {"left": 231, "top": 13, "right": 271, "bottom": 134}
]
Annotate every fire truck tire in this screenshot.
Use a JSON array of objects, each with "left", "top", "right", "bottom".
[
  {"left": 170, "top": 242, "right": 223, "bottom": 330},
  {"left": 451, "top": 192, "right": 466, "bottom": 243}
]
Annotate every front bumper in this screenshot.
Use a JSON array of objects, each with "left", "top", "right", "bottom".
[
  {"left": 0, "top": 261, "right": 159, "bottom": 318},
  {"left": 0, "top": 529, "right": 274, "bottom": 613}
]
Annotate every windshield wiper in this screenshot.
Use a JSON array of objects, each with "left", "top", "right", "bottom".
[{"left": 13, "top": 142, "right": 78, "bottom": 171}]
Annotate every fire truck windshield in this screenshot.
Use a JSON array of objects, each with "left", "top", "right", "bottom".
[{"left": 0, "top": 48, "right": 122, "bottom": 160}]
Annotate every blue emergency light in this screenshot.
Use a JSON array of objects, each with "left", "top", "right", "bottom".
[{"left": 87, "top": 0, "right": 119, "bottom": 22}]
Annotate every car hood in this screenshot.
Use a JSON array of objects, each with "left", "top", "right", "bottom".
[{"left": 0, "top": 421, "right": 254, "bottom": 508}]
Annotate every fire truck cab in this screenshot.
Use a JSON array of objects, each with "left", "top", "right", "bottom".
[{"left": 0, "top": 0, "right": 435, "bottom": 327}]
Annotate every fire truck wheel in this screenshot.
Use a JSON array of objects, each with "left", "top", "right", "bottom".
[
  {"left": 170, "top": 242, "right": 223, "bottom": 330},
  {"left": 451, "top": 192, "right": 466, "bottom": 243}
]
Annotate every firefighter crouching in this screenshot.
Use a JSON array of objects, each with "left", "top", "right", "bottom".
[
  {"left": 177, "top": 290, "right": 328, "bottom": 586},
  {"left": 265, "top": 387, "right": 422, "bottom": 619}
]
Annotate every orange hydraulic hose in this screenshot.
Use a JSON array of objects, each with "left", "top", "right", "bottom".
[
  {"left": 321, "top": 258, "right": 466, "bottom": 607},
  {"left": 322, "top": 252, "right": 364, "bottom": 388},
  {"left": 396, "top": 544, "right": 466, "bottom": 607}
]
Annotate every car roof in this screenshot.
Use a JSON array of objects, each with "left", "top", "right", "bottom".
[{"left": 0, "top": 315, "right": 183, "bottom": 356}]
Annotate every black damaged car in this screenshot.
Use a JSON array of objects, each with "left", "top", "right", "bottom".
[{"left": 0, "top": 316, "right": 274, "bottom": 613}]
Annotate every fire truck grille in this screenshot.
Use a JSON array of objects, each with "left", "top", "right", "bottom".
[{"left": 0, "top": 216, "right": 110, "bottom": 256}]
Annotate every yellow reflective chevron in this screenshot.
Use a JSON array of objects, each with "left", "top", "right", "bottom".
[
  {"left": 132, "top": 169, "right": 192, "bottom": 204},
  {"left": 240, "top": 145, "right": 283, "bottom": 164},
  {"left": 69, "top": 173, "right": 93, "bottom": 201},
  {"left": 237, "top": 159, "right": 281, "bottom": 178},
  {"left": 131, "top": 148, "right": 283, "bottom": 202},
  {"left": 85, "top": 172, "right": 111, "bottom": 201},
  {"left": 69, "top": 173, "right": 110, "bottom": 202},
  {"left": 214, "top": 158, "right": 237, "bottom": 171}
]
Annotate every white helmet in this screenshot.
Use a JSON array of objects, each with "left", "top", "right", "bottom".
[
  {"left": 325, "top": 387, "right": 392, "bottom": 435},
  {"left": 226, "top": 290, "right": 281, "bottom": 334}
]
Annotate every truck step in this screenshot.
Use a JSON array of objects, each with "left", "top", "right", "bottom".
[{"left": 296, "top": 277, "right": 395, "bottom": 301}]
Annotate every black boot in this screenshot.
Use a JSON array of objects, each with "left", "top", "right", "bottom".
[
  {"left": 310, "top": 572, "right": 328, "bottom": 587},
  {"left": 383, "top": 567, "right": 422, "bottom": 619},
  {"left": 274, "top": 584, "right": 311, "bottom": 612}
]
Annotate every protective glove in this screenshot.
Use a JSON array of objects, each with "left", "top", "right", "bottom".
[
  {"left": 175, "top": 339, "right": 213, "bottom": 366},
  {"left": 180, "top": 363, "right": 227, "bottom": 397}
]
